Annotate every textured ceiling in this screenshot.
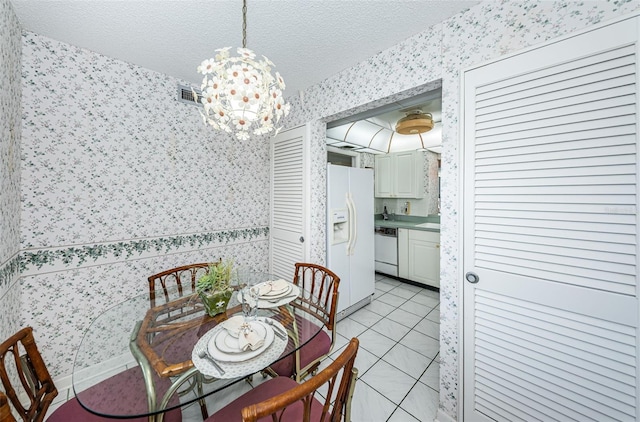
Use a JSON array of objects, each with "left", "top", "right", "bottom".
[{"left": 10, "top": 0, "right": 479, "bottom": 95}]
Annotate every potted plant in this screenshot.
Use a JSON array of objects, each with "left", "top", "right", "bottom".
[{"left": 196, "top": 259, "right": 234, "bottom": 317}]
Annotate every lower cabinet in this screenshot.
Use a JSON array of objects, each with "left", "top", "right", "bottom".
[{"left": 398, "top": 229, "right": 440, "bottom": 288}]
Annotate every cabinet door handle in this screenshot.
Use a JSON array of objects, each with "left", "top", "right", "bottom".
[{"left": 436, "top": 244, "right": 440, "bottom": 248}]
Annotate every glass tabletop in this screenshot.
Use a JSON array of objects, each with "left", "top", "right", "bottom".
[{"left": 72, "top": 273, "right": 324, "bottom": 419}]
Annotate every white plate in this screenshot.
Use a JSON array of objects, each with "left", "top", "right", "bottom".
[
  {"left": 234, "top": 284, "right": 299, "bottom": 309},
  {"left": 261, "top": 284, "right": 293, "bottom": 299},
  {"left": 191, "top": 318, "right": 288, "bottom": 379},
  {"left": 207, "top": 321, "right": 274, "bottom": 362},
  {"left": 257, "top": 284, "right": 300, "bottom": 309},
  {"left": 213, "top": 321, "right": 268, "bottom": 354},
  {"left": 257, "top": 280, "right": 291, "bottom": 297}
]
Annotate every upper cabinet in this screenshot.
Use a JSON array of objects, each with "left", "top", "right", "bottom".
[{"left": 374, "top": 151, "right": 424, "bottom": 198}]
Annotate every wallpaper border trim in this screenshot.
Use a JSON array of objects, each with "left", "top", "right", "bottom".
[
  {"left": 0, "top": 254, "right": 20, "bottom": 288},
  {"left": 16, "top": 227, "right": 269, "bottom": 276}
]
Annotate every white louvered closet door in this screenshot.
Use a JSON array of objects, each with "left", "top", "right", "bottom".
[
  {"left": 270, "top": 125, "right": 308, "bottom": 280},
  {"left": 463, "top": 16, "right": 639, "bottom": 422}
]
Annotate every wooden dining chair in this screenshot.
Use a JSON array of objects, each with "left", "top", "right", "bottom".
[
  {"left": 207, "top": 337, "right": 359, "bottom": 422},
  {"left": 147, "top": 261, "right": 220, "bottom": 308},
  {"left": 147, "top": 260, "right": 223, "bottom": 419},
  {"left": 0, "top": 327, "right": 182, "bottom": 422},
  {"left": 270, "top": 262, "right": 341, "bottom": 382},
  {"left": 1, "top": 391, "right": 17, "bottom": 422}
]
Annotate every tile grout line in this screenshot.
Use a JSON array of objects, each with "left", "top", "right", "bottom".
[{"left": 352, "top": 281, "right": 439, "bottom": 422}]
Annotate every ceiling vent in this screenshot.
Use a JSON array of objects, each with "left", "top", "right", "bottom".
[
  {"left": 395, "top": 110, "right": 434, "bottom": 135},
  {"left": 177, "top": 84, "right": 202, "bottom": 107}
]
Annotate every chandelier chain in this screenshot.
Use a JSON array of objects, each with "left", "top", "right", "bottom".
[{"left": 242, "top": 0, "right": 247, "bottom": 48}]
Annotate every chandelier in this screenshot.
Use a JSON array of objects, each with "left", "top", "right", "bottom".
[{"left": 196, "top": 0, "right": 290, "bottom": 140}]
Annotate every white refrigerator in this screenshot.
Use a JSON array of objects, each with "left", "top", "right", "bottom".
[{"left": 327, "top": 164, "right": 375, "bottom": 316}]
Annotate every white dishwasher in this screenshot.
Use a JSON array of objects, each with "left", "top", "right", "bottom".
[{"left": 374, "top": 227, "right": 398, "bottom": 276}]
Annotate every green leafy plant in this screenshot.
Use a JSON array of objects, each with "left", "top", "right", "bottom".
[{"left": 196, "top": 259, "right": 234, "bottom": 293}]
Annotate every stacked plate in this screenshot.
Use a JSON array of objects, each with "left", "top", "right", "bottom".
[
  {"left": 207, "top": 317, "right": 275, "bottom": 362},
  {"left": 255, "top": 280, "right": 300, "bottom": 308}
]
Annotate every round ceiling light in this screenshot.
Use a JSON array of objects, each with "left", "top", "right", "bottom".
[{"left": 395, "top": 111, "right": 434, "bottom": 135}]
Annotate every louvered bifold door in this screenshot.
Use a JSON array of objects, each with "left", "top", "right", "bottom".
[
  {"left": 270, "top": 126, "right": 307, "bottom": 280},
  {"left": 463, "top": 16, "right": 639, "bottom": 422}
]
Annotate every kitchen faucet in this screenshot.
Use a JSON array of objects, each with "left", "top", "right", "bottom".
[{"left": 382, "top": 206, "right": 389, "bottom": 220}]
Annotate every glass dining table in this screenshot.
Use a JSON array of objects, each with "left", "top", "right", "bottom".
[{"left": 71, "top": 274, "right": 322, "bottom": 421}]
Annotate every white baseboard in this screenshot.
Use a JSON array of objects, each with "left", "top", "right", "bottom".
[
  {"left": 335, "top": 296, "right": 372, "bottom": 321},
  {"left": 54, "top": 352, "right": 135, "bottom": 395},
  {"left": 435, "top": 408, "right": 457, "bottom": 422}
]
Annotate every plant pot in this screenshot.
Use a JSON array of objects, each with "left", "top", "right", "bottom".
[{"left": 199, "top": 288, "right": 233, "bottom": 317}]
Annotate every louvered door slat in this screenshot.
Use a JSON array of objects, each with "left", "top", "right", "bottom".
[
  {"left": 476, "top": 173, "right": 635, "bottom": 187},
  {"left": 464, "top": 16, "right": 639, "bottom": 422},
  {"left": 476, "top": 316, "right": 634, "bottom": 372},
  {"left": 477, "top": 114, "right": 636, "bottom": 145},
  {"left": 477, "top": 237, "right": 634, "bottom": 265},
  {"left": 477, "top": 101, "right": 635, "bottom": 134},
  {"left": 476, "top": 131, "right": 636, "bottom": 157},
  {"left": 476, "top": 153, "right": 637, "bottom": 174},
  {"left": 475, "top": 216, "right": 635, "bottom": 234},
  {"left": 477, "top": 230, "right": 635, "bottom": 255},
  {"left": 476, "top": 224, "right": 635, "bottom": 246},
  {"left": 477, "top": 296, "right": 636, "bottom": 354},
  {"left": 475, "top": 163, "right": 637, "bottom": 180},
  {"left": 475, "top": 44, "right": 635, "bottom": 95},
  {"left": 479, "top": 73, "right": 635, "bottom": 119},
  {"left": 477, "top": 361, "right": 631, "bottom": 422},
  {"left": 476, "top": 329, "right": 636, "bottom": 394},
  {"left": 477, "top": 142, "right": 636, "bottom": 165},
  {"left": 476, "top": 208, "right": 636, "bottom": 224},
  {"left": 477, "top": 85, "right": 634, "bottom": 122},
  {"left": 475, "top": 390, "right": 546, "bottom": 422}
]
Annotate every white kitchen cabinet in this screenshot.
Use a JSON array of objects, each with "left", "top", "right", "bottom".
[
  {"left": 398, "top": 228, "right": 440, "bottom": 288},
  {"left": 398, "top": 228, "right": 409, "bottom": 279},
  {"left": 374, "top": 151, "right": 424, "bottom": 198},
  {"left": 374, "top": 154, "right": 394, "bottom": 197}
]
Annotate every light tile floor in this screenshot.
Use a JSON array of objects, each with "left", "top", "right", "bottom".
[{"left": 182, "top": 273, "right": 440, "bottom": 421}]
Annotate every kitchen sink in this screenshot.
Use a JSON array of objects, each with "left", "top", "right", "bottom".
[{"left": 415, "top": 222, "right": 441, "bottom": 229}]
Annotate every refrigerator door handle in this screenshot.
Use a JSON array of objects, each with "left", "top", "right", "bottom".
[
  {"left": 349, "top": 194, "right": 357, "bottom": 255},
  {"left": 346, "top": 193, "right": 357, "bottom": 256},
  {"left": 345, "top": 193, "right": 352, "bottom": 255}
]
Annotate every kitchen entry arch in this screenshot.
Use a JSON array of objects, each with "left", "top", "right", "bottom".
[
  {"left": 462, "top": 14, "right": 639, "bottom": 422},
  {"left": 270, "top": 125, "right": 310, "bottom": 280}
]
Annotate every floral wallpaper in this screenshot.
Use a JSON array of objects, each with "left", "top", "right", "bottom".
[
  {"left": 284, "top": 1, "right": 640, "bottom": 420},
  {"left": 2, "top": 0, "right": 640, "bottom": 418},
  {"left": 17, "top": 31, "right": 272, "bottom": 379},
  {"left": 0, "top": 0, "right": 22, "bottom": 341},
  {"left": 20, "top": 33, "right": 270, "bottom": 248}
]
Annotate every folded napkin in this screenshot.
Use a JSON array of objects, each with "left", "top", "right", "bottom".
[
  {"left": 238, "top": 327, "right": 265, "bottom": 351},
  {"left": 222, "top": 315, "right": 246, "bottom": 337},
  {"left": 222, "top": 316, "right": 265, "bottom": 351},
  {"left": 258, "top": 279, "right": 289, "bottom": 296}
]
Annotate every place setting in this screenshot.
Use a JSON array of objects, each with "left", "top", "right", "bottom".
[
  {"left": 250, "top": 278, "right": 301, "bottom": 308},
  {"left": 191, "top": 279, "right": 289, "bottom": 378}
]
